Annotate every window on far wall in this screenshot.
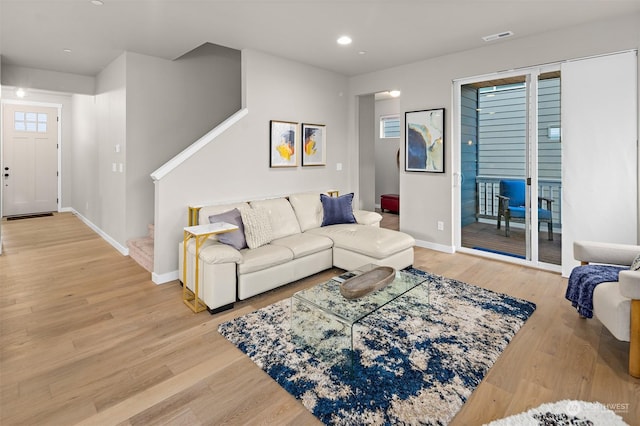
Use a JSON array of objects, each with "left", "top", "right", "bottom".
[{"left": 380, "top": 114, "right": 400, "bottom": 139}]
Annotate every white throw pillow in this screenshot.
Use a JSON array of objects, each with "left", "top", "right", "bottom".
[{"left": 239, "top": 206, "right": 273, "bottom": 249}]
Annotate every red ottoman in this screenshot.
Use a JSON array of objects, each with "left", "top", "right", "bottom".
[{"left": 381, "top": 194, "right": 399, "bottom": 213}]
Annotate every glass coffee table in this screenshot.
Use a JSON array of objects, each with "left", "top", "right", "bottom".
[{"left": 290, "top": 265, "right": 428, "bottom": 367}]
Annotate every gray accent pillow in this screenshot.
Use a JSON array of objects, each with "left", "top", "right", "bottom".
[
  {"left": 631, "top": 253, "right": 640, "bottom": 271},
  {"left": 208, "top": 208, "right": 247, "bottom": 250}
]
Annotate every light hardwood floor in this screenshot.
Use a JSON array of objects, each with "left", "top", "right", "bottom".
[{"left": 0, "top": 212, "right": 638, "bottom": 425}]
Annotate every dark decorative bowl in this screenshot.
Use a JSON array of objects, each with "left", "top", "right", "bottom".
[{"left": 340, "top": 266, "right": 396, "bottom": 299}]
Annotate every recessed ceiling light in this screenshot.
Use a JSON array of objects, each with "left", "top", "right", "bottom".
[
  {"left": 337, "top": 36, "right": 352, "bottom": 45},
  {"left": 389, "top": 90, "right": 401, "bottom": 98},
  {"left": 16, "top": 88, "right": 26, "bottom": 98},
  {"left": 91, "top": 0, "right": 104, "bottom": 5},
  {"left": 63, "top": 48, "right": 72, "bottom": 53},
  {"left": 358, "top": 51, "right": 367, "bottom": 55}
]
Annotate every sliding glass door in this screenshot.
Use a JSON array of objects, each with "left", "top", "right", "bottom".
[{"left": 455, "top": 68, "right": 562, "bottom": 268}]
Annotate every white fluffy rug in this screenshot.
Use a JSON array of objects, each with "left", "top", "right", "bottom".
[{"left": 485, "top": 400, "right": 628, "bottom": 426}]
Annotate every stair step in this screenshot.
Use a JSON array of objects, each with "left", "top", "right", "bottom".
[{"left": 127, "top": 236, "right": 153, "bottom": 272}]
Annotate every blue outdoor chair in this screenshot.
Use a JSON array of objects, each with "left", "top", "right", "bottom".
[{"left": 496, "top": 179, "right": 554, "bottom": 240}]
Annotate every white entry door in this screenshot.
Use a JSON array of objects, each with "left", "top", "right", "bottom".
[{"left": 2, "top": 103, "right": 59, "bottom": 216}]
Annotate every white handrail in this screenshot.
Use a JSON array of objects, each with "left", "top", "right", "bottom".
[{"left": 150, "top": 108, "right": 248, "bottom": 182}]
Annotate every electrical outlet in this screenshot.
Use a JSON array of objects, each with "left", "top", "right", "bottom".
[{"left": 437, "top": 221, "right": 444, "bottom": 231}]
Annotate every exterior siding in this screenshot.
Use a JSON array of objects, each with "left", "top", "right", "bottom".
[{"left": 473, "top": 78, "right": 561, "bottom": 229}]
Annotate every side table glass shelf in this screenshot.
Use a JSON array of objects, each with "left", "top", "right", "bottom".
[{"left": 182, "top": 222, "right": 238, "bottom": 313}]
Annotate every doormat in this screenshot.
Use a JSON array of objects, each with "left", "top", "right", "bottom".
[{"left": 6, "top": 212, "right": 54, "bottom": 221}]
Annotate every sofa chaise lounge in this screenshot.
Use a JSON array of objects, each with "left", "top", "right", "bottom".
[{"left": 179, "top": 192, "right": 416, "bottom": 313}]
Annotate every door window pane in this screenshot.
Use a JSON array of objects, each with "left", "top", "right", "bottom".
[{"left": 14, "top": 111, "right": 49, "bottom": 133}]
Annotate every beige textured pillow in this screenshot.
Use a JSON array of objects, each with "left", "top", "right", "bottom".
[{"left": 239, "top": 207, "right": 273, "bottom": 249}]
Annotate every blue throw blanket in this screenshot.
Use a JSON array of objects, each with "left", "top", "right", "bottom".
[{"left": 565, "top": 264, "right": 627, "bottom": 318}]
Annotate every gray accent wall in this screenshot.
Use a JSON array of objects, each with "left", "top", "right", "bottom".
[
  {"left": 358, "top": 94, "right": 375, "bottom": 211},
  {"left": 125, "top": 44, "right": 241, "bottom": 241}
]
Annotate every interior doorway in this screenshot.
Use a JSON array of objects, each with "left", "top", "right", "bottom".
[
  {"left": 455, "top": 69, "right": 562, "bottom": 268},
  {"left": 2, "top": 102, "right": 60, "bottom": 217},
  {"left": 357, "top": 91, "right": 401, "bottom": 218}
]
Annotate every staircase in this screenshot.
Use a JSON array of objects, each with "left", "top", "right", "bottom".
[{"left": 127, "top": 224, "right": 154, "bottom": 272}]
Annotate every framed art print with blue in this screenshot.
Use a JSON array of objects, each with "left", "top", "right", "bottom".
[
  {"left": 301, "top": 123, "right": 326, "bottom": 166},
  {"left": 405, "top": 108, "right": 444, "bottom": 173}
]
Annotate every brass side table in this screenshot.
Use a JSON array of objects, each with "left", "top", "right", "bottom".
[{"left": 182, "top": 222, "right": 238, "bottom": 313}]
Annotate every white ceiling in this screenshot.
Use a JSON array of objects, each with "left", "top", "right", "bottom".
[{"left": 2, "top": 0, "right": 640, "bottom": 78}]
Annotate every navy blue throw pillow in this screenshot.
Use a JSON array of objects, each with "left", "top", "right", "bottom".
[{"left": 320, "top": 193, "right": 356, "bottom": 226}]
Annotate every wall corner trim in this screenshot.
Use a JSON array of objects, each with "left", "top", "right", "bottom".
[
  {"left": 64, "top": 208, "right": 129, "bottom": 255},
  {"left": 150, "top": 107, "right": 249, "bottom": 182},
  {"left": 152, "top": 270, "right": 179, "bottom": 285}
]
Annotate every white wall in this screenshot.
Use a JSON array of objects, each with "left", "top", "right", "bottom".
[
  {"left": 1, "top": 64, "right": 95, "bottom": 95},
  {"left": 152, "top": 49, "right": 350, "bottom": 281},
  {"left": 95, "top": 53, "right": 128, "bottom": 246},
  {"left": 65, "top": 45, "right": 242, "bottom": 252},
  {"left": 375, "top": 98, "right": 400, "bottom": 206},
  {"left": 350, "top": 13, "right": 640, "bottom": 255},
  {"left": 70, "top": 94, "right": 99, "bottom": 222}
]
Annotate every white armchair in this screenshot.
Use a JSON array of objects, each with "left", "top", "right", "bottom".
[{"left": 573, "top": 241, "right": 640, "bottom": 378}]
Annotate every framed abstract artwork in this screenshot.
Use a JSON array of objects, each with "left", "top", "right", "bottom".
[
  {"left": 405, "top": 108, "right": 445, "bottom": 173},
  {"left": 301, "top": 123, "right": 326, "bottom": 166},
  {"left": 270, "top": 120, "right": 298, "bottom": 168}
]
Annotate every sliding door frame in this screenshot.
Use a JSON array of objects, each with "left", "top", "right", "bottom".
[{"left": 452, "top": 64, "right": 561, "bottom": 272}]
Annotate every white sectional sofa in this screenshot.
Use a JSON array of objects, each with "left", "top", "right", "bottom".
[{"left": 179, "top": 192, "right": 415, "bottom": 313}]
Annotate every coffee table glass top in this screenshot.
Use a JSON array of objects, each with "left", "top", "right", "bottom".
[
  {"left": 290, "top": 265, "right": 428, "bottom": 367},
  {"left": 292, "top": 265, "right": 427, "bottom": 326}
]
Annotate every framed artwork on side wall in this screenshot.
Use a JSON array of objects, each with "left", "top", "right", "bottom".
[
  {"left": 270, "top": 120, "right": 298, "bottom": 167},
  {"left": 301, "top": 123, "right": 326, "bottom": 166},
  {"left": 405, "top": 108, "right": 445, "bottom": 173}
]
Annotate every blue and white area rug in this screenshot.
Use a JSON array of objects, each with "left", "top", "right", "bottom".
[
  {"left": 485, "top": 400, "right": 629, "bottom": 425},
  {"left": 218, "top": 268, "right": 536, "bottom": 425}
]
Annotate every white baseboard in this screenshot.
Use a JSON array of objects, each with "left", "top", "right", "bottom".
[
  {"left": 65, "top": 208, "right": 129, "bottom": 256},
  {"left": 152, "top": 270, "right": 179, "bottom": 285},
  {"left": 415, "top": 239, "right": 455, "bottom": 254}
]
